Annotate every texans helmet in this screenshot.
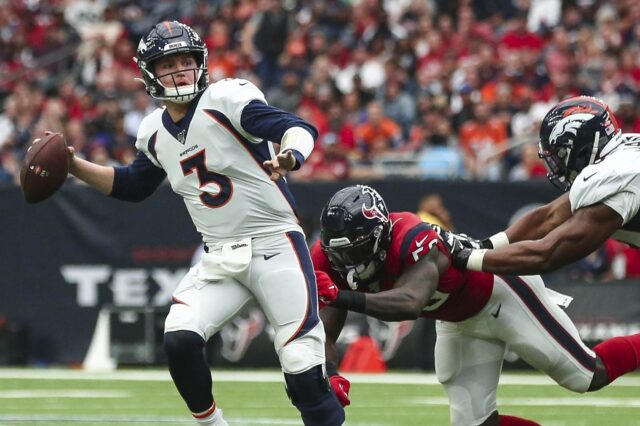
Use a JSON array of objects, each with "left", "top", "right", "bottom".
[
  {"left": 320, "top": 185, "right": 391, "bottom": 289},
  {"left": 538, "top": 95, "right": 621, "bottom": 191},
  {"left": 135, "top": 21, "right": 208, "bottom": 103}
]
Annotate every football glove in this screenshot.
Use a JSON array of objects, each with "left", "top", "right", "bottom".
[
  {"left": 329, "top": 374, "right": 351, "bottom": 407},
  {"left": 315, "top": 270, "right": 338, "bottom": 309},
  {"left": 432, "top": 225, "right": 484, "bottom": 269}
]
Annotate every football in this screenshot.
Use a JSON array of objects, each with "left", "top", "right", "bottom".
[{"left": 20, "top": 132, "right": 70, "bottom": 203}]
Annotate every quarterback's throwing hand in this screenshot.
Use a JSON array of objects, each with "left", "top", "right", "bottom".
[
  {"left": 315, "top": 270, "right": 338, "bottom": 309},
  {"left": 329, "top": 374, "right": 351, "bottom": 407},
  {"left": 263, "top": 150, "right": 296, "bottom": 181}
]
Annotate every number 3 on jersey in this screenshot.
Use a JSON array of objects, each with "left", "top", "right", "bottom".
[{"left": 180, "top": 149, "right": 233, "bottom": 208}]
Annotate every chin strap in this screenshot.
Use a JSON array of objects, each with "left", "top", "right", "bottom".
[
  {"left": 588, "top": 130, "right": 601, "bottom": 165},
  {"left": 346, "top": 269, "right": 358, "bottom": 290}
]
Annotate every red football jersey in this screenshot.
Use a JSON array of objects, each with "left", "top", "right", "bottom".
[{"left": 311, "top": 211, "right": 494, "bottom": 322}]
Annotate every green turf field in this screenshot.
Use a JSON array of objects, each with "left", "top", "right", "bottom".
[{"left": 0, "top": 369, "right": 638, "bottom": 425}]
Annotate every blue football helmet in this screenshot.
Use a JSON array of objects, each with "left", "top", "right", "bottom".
[
  {"left": 135, "top": 21, "right": 208, "bottom": 103},
  {"left": 538, "top": 96, "right": 621, "bottom": 191}
]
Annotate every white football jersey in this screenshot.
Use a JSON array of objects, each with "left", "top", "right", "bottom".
[
  {"left": 569, "top": 133, "right": 640, "bottom": 246},
  {"left": 135, "top": 78, "right": 303, "bottom": 244}
]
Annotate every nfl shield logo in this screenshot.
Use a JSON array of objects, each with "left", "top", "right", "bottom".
[{"left": 177, "top": 130, "right": 187, "bottom": 144}]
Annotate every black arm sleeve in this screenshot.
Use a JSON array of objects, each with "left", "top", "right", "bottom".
[
  {"left": 110, "top": 151, "right": 167, "bottom": 202},
  {"left": 240, "top": 100, "right": 318, "bottom": 142}
]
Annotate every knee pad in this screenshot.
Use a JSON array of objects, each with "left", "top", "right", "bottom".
[
  {"left": 280, "top": 341, "right": 318, "bottom": 374},
  {"left": 284, "top": 365, "right": 345, "bottom": 426},
  {"left": 277, "top": 323, "right": 325, "bottom": 374}
]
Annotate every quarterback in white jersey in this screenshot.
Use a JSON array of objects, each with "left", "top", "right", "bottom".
[
  {"left": 134, "top": 77, "right": 304, "bottom": 242},
  {"left": 65, "top": 21, "right": 345, "bottom": 426}
]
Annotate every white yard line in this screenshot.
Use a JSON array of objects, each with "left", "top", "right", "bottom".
[
  {"left": 0, "top": 415, "right": 381, "bottom": 425},
  {"left": 0, "top": 368, "right": 638, "bottom": 386},
  {"left": 409, "top": 396, "right": 640, "bottom": 408},
  {"left": 0, "top": 390, "right": 130, "bottom": 398}
]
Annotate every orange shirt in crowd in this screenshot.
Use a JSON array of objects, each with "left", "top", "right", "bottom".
[
  {"left": 355, "top": 118, "right": 401, "bottom": 148},
  {"left": 459, "top": 119, "right": 508, "bottom": 157}
]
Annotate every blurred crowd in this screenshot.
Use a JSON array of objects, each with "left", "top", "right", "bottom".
[{"left": 2, "top": 0, "right": 640, "bottom": 185}]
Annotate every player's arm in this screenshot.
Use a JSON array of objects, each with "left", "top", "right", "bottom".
[
  {"left": 68, "top": 149, "right": 115, "bottom": 194},
  {"left": 240, "top": 100, "right": 318, "bottom": 180},
  {"left": 69, "top": 149, "right": 166, "bottom": 201},
  {"left": 328, "top": 249, "right": 446, "bottom": 322},
  {"left": 501, "top": 192, "right": 573, "bottom": 243},
  {"left": 436, "top": 194, "right": 573, "bottom": 252},
  {"left": 320, "top": 306, "right": 347, "bottom": 368},
  {"left": 463, "top": 202, "right": 623, "bottom": 275},
  {"left": 319, "top": 300, "right": 351, "bottom": 406}
]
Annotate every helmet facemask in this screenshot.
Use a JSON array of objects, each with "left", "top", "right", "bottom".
[
  {"left": 320, "top": 185, "right": 391, "bottom": 290},
  {"left": 322, "top": 223, "right": 389, "bottom": 288},
  {"left": 538, "top": 140, "right": 575, "bottom": 192},
  {"left": 147, "top": 57, "right": 206, "bottom": 104}
]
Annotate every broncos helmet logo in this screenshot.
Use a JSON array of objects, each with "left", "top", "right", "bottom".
[{"left": 549, "top": 112, "right": 595, "bottom": 146}]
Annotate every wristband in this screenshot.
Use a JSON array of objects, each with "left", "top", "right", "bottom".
[
  {"left": 331, "top": 291, "right": 366, "bottom": 313},
  {"left": 467, "top": 249, "right": 487, "bottom": 271},
  {"left": 283, "top": 149, "right": 305, "bottom": 170},
  {"left": 488, "top": 231, "right": 509, "bottom": 249}
]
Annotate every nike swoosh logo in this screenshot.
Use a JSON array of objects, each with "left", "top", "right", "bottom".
[
  {"left": 416, "top": 235, "right": 429, "bottom": 247},
  {"left": 491, "top": 304, "right": 501, "bottom": 318},
  {"left": 583, "top": 172, "right": 597, "bottom": 182},
  {"left": 263, "top": 253, "right": 280, "bottom": 260},
  {"left": 239, "top": 82, "right": 248, "bottom": 86}
]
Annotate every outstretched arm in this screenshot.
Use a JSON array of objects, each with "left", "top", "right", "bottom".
[
  {"left": 69, "top": 149, "right": 166, "bottom": 201},
  {"left": 329, "top": 249, "right": 447, "bottom": 322},
  {"left": 502, "top": 192, "right": 573, "bottom": 243},
  {"left": 473, "top": 202, "right": 623, "bottom": 274},
  {"left": 319, "top": 305, "right": 351, "bottom": 407},
  {"left": 68, "top": 147, "right": 115, "bottom": 195},
  {"left": 320, "top": 307, "right": 348, "bottom": 368}
]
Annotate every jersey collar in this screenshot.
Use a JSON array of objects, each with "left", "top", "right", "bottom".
[{"left": 161, "top": 90, "right": 205, "bottom": 143}]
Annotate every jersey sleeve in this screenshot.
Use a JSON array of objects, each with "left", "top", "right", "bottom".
[
  {"left": 208, "top": 78, "right": 268, "bottom": 144},
  {"left": 570, "top": 163, "right": 640, "bottom": 224},
  {"left": 134, "top": 109, "right": 164, "bottom": 168},
  {"left": 398, "top": 222, "right": 449, "bottom": 269}
]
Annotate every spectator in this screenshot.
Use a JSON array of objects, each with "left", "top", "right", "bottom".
[
  {"left": 604, "top": 239, "right": 640, "bottom": 280},
  {"left": 508, "top": 142, "right": 547, "bottom": 181},
  {"left": 296, "top": 132, "right": 350, "bottom": 181},
  {"left": 355, "top": 101, "right": 402, "bottom": 159},
  {"left": 247, "top": 0, "right": 290, "bottom": 90},
  {"left": 123, "top": 91, "right": 156, "bottom": 139},
  {"left": 416, "top": 193, "right": 455, "bottom": 230},
  {"left": 378, "top": 79, "right": 416, "bottom": 137},
  {"left": 267, "top": 71, "right": 301, "bottom": 112},
  {"left": 459, "top": 102, "right": 508, "bottom": 181},
  {"left": 2, "top": 1, "right": 640, "bottom": 185}
]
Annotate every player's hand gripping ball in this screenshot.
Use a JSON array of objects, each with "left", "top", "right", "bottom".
[{"left": 20, "top": 131, "right": 70, "bottom": 203}]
